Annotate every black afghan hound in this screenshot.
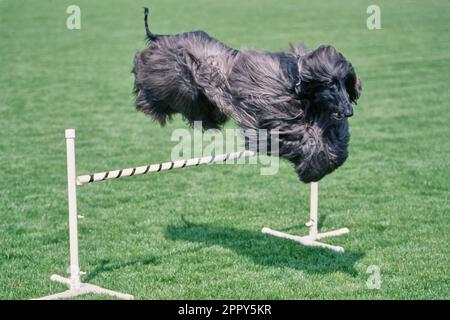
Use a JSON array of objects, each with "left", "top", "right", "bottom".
[{"left": 132, "top": 8, "right": 362, "bottom": 183}]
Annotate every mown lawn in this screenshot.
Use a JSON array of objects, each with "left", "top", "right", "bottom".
[{"left": 0, "top": 0, "right": 449, "bottom": 299}]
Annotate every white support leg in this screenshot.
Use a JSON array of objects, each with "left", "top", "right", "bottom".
[
  {"left": 262, "top": 182, "right": 349, "bottom": 253},
  {"left": 308, "top": 181, "right": 319, "bottom": 239},
  {"left": 34, "top": 129, "right": 134, "bottom": 300},
  {"left": 33, "top": 275, "right": 134, "bottom": 300},
  {"left": 66, "top": 128, "right": 81, "bottom": 289}
]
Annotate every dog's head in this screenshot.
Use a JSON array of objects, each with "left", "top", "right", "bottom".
[
  {"left": 296, "top": 45, "right": 361, "bottom": 122},
  {"left": 263, "top": 45, "right": 361, "bottom": 183}
]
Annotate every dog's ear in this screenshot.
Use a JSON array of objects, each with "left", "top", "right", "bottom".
[{"left": 346, "top": 73, "right": 362, "bottom": 104}]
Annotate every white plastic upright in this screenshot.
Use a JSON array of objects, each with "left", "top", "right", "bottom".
[
  {"left": 65, "top": 129, "right": 81, "bottom": 289},
  {"left": 309, "top": 182, "right": 319, "bottom": 239},
  {"left": 33, "top": 129, "right": 134, "bottom": 300},
  {"left": 262, "top": 181, "right": 349, "bottom": 253}
]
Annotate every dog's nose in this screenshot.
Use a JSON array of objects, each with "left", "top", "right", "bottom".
[{"left": 343, "top": 105, "right": 354, "bottom": 117}]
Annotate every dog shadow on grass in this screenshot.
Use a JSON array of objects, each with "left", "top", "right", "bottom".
[
  {"left": 164, "top": 217, "right": 365, "bottom": 277},
  {"left": 83, "top": 215, "right": 363, "bottom": 281},
  {"left": 82, "top": 257, "right": 159, "bottom": 282}
]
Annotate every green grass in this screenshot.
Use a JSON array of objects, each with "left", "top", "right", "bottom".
[{"left": 0, "top": 0, "right": 449, "bottom": 299}]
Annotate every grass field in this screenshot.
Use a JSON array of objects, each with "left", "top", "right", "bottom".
[{"left": 0, "top": 0, "right": 449, "bottom": 299}]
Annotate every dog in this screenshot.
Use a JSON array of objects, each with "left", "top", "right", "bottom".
[{"left": 132, "top": 8, "right": 361, "bottom": 183}]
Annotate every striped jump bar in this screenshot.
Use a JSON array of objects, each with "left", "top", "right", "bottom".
[{"left": 76, "top": 150, "right": 256, "bottom": 186}]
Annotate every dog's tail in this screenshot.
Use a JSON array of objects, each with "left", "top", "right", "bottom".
[{"left": 143, "top": 7, "right": 157, "bottom": 41}]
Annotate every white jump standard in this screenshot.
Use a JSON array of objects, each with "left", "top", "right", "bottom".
[
  {"left": 35, "top": 129, "right": 134, "bottom": 300},
  {"left": 36, "top": 128, "right": 349, "bottom": 299},
  {"left": 36, "top": 129, "right": 255, "bottom": 300},
  {"left": 262, "top": 182, "right": 349, "bottom": 253}
]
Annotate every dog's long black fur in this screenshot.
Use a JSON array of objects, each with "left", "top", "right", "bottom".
[{"left": 132, "top": 9, "right": 361, "bottom": 183}]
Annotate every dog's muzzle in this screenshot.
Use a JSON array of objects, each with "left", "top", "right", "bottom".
[
  {"left": 331, "top": 107, "right": 353, "bottom": 120},
  {"left": 344, "top": 110, "right": 353, "bottom": 117},
  {"left": 331, "top": 112, "right": 344, "bottom": 120}
]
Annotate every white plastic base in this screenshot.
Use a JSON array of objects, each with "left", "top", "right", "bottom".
[
  {"left": 33, "top": 274, "right": 134, "bottom": 300},
  {"left": 261, "top": 227, "right": 349, "bottom": 253}
]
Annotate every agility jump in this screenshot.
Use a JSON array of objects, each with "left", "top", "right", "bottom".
[{"left": 35, "top": 129, "right": 349, "bottom": 300}]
